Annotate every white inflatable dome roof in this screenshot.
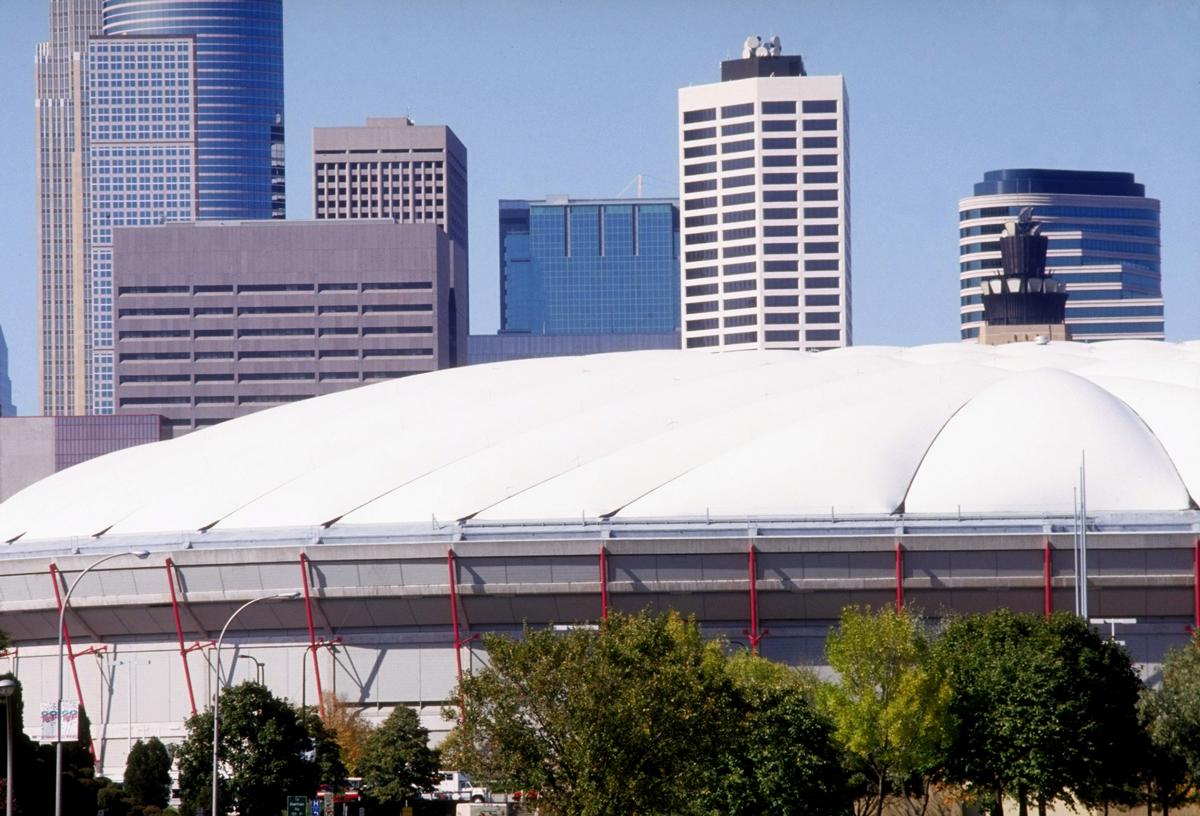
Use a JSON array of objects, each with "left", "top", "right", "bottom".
[{"left": 1, "top": 340, "right": 1198, "bottom": 542}]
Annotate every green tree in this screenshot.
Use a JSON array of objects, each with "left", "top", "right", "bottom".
[
  {"left": 175, "top": 681, "right": 320, "bottom": 816},
  {"left": 936, "top": 610, "right": 1142, "bottom": 816},
  {"left": 818, "top": 606, "right": 949, "bottom": 816},
  {"left": 1136, "top": 684, "right": 1194, "bottom": 816},
  {"left": 1143, "top": 632, "right": 1200, "bottom": 811},
  {"left": 444, "top": 612, "right": 737, "bottom": 816},
  {"left": 709, "top": 652, "right": 852, "bottom": 816},
  {"left": 125, "top": 737, "right": 172, "bottom": 808},
  {"left": 299, "top": 706, "right": 347, "bottom": 790},
  {"left": 357, "top": 705, "right": 439, "bottom": 807}
]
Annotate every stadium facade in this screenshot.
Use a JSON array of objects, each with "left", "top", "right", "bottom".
[{"left": 0, "top": 341, "right": 1197, "bottom": 779}]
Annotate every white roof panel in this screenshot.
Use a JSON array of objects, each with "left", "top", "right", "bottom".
[{"left": 0, "top": 340, "right": 1195, "bottom": 542}]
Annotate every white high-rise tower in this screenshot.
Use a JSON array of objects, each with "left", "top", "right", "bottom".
[{"left": 678, "top": 35, "right": 851, "bottom": 351}]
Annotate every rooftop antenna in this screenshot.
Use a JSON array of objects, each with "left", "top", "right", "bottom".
[{"left": 617, "top": 173, "right": 646, "bottom": 198}]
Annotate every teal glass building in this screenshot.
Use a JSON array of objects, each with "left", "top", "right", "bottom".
[{"left": 499, "top": 197, "right": 680, "bottom": 335}]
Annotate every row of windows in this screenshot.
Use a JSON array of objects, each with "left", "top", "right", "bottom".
[
  {"left": 960, "top": 256, "right": 1160, "bottom": 274},
  {"left": 959, "top": 222, "right": 1160, "bottom": 239},
  {"left": 682, "top": 122, "right": 840, "bottom": 143},
  {"left": 120, "top": 327, "right": 437, "bottom": 339},
  {"left": 960, "top": 205, "right": 1158, "bottom": 222},
  {"left": 682, "top": 207, "right": 837, "bottom": 228},
  {"left": 685, "top": 309, "right": 840, "bottom": 331},
  {"left": 682, "top": 100, "right": 838, "bottom": 123},
  {"left": 682, "top": 190, "right": 840, "bottom": 212},
  {"left": 117, "top": 282, "right": 431, "bottom": 295},
  {"left": 959, "top": 237, "right": 1159, "bottom": 256},
  {"left": 682, "top": 171, "right": 838, "bottom": 192},
  {"left": 684, "top": 328, "right": 840, "bottom": 347},
  {"left": 120, "top": 304, "right": 433, "bottom": 317}
]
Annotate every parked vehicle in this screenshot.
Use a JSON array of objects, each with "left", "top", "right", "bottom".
[{"left": 426, "top": 770, "right": 491, "bottom": 803}]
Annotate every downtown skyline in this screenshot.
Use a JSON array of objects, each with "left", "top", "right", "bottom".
[{"left": 1, "top": 0, "right": 1197, "bottom": 411}]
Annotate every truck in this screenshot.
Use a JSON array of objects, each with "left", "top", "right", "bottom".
[{"left": 429, "top": 770, "right": 492, "bottom": 803}]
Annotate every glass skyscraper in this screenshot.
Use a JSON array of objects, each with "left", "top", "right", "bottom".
[
  {"left": 37, "top": 0, "right": 286, "bottom": 415},
  {"left": 0, "top": 326, "right": 15, "bottom": 416},
  {"left": 36, "top": 0, "right": 103, "bottom": 415},
  {"left": 102, "top": 0, "right": 286, "bottom": 219},
  {"left": 499, "top": 197, "right": 680, "bottom": 335},
  {"left": 959, "top": 169, "right": 1163, "bottom": 341}
]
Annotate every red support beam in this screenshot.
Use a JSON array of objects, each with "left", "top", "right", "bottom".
[
  {"left": 744, "top": 544, "right": 768, "bottom": 654},
  {"left": 1044, "top": 539, "right": 1053, "bottom": 619},
  {"left": 895, "top": 540, "right": 904, "bottom": 610},
  {"left": 298, "top": 553, "right": 326, "bottom": 718},
  {"left": 448, "top": 548, "right": 466, "bottom": 721},
  {"left": 164, "top": 558, "right": 198, "bottom": 715},
  {"left": 599, "top": 545, "right": 609, "bottom": 621},
  {"left": 48, "top": 563, "right": 97, "bottom": 762},
  {"left": 1193, "top": 537, "right": 1199, "bottom": 631}
]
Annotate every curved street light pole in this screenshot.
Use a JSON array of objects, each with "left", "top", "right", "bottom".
[
  {"left": 54, "top": 550, "right": 150, "bottom": 816},
  {"left": 211, "top": 591, "right": 299, "bottom": 816}
]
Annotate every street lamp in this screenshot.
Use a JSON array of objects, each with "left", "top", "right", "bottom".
[
  {"left": 54, "top": 550, "right": 150, "bottom": 816},
  {"left": 0, "top": 677, "right": 16, "bottom": 816},
  {"left": 211, "top": 591, "right": 300, "bottom": 816}
]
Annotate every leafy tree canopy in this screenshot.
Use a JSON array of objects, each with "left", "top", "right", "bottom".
[
  {"left": 1145, "top": 632, "right": 1200, "bottom": 793},
  {"left": 124, "top": 736, "right": 172, "bottom": 808},
  {"left": 321, "top": 692, "right": 375, "bottom": 776},
  {"left": 935, "top": 610, "right": 1141, "bottom": 816},
  {"left": 444, "top": 611, "right": 850, "bottom": 816},
  {"left": 357, "top": 705, "right": 440, "bottom": 806},
  {"left": 175, "top": 681, "right": 323, "bottom": 816},
  {"left": 819, "top": 605, "right": 950, "bottom": 816}
]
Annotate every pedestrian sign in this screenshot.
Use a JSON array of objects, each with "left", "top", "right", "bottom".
[{"left": 287, "top": 795, "right": 307, "bottom": 816}]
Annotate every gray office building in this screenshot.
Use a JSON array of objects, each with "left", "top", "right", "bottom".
[
  {"left": 0, "top": 414, "right": 169, "bottom": 500},
  {"left": 112, "top": 220, "right": 466, "bottom": 433},
  {"left": 313, "top": 117, "right": 468, "bottom": 367}
]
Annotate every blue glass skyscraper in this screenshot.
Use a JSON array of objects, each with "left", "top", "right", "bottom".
[
  {"left": 102, "top": 0, "right": 285, "bottom": 219},
  {"left": 0, "top": 325, "right": 15, "bottom": 416},
  {"left": 499, "top": 197, "right": 680, "bottom": 335},
  {"left": 959, "top": 169, "right": 1163, "bottom": 341}
]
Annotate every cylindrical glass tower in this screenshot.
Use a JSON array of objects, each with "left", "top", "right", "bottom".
[{"left": 102, "top": 0, "right": 285, "bottom": 219}]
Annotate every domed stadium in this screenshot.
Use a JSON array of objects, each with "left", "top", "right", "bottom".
[{"left": 0, "top": 340, "right": 1197, "bottom": 776}]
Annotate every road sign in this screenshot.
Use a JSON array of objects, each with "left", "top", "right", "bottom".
[
  {"left": 39, "top": 700, "right": 79, "bottom": 742},
  {"left": 287, "top": 796, "right": 308, "bottom": 816}
]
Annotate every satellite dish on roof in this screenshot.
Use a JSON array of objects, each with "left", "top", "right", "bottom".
[
  {"left": 769, "top": 35, "right": 781, "bottom": 55},
  {"left": 742, "top": 35, "right": 760, "bottom": 58},
  {"left": 755, "top": 45, "right": 770, "bottom": 56}
]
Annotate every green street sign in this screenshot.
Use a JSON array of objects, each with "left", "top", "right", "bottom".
[{"left": 287, "top": 795, "right": 308, "bottom": 816}]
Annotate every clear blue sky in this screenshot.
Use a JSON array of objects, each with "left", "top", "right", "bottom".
[{"left": 1, "top": 0, "right": 1197, "bottom": 413}]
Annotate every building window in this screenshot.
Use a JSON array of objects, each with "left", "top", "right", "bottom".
[
  {"left": 721, "top": 102, "right": 754, "bottom": 118},
  {"left": 802, "top": 100, "right": 838, "bottom": 113},
  {"left": 805, "top": 277, "right": 840, "bottom": 289},
  {"left": 683, "top": 108, "right": 717, "bottom": 123},
  {"left": 761, "top": 101, "right": 796, "bottom": 114}
]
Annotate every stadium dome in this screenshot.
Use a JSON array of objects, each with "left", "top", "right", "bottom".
[{"left": 1, "top": 339, "right": 1198, "bottom": 544}]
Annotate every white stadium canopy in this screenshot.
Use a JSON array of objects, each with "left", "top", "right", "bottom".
[{"left": 1, "top": 339, "right": 1198, "bottom": 543}]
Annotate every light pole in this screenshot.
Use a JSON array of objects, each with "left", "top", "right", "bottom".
[
  {"left": 211, "top": 591, "right": 299, "bottom": 816},
  {"left": 54, "top": 550, "right": 150, "bottom": 816},
  {"left": 0, "top": 677, "right": 16, "bottom": 816},
  {"left": 234, "top": 654, "right": 265, "bottom": 685}
]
